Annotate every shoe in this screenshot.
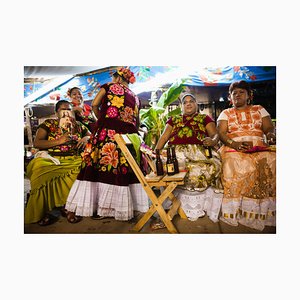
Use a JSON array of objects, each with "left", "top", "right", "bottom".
[
  {"left": 91, "top": 214, "right": 108, "bottom": 220},
  {"left": 67, "top": 212, "right": 83, "bottom": 224},
  {"left": 150, "top": 219, "right": 166, "bottom": 230},
  {"left": 38, "top": 214, "right": 58, "bottom": 226}
]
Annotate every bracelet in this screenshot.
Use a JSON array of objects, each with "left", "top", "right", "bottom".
[{"left": 227, "top": 138, "right": 234, "bottom": 145}]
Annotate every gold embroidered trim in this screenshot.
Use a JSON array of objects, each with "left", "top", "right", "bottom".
[{"left": 222, "top": 210, "right": 276, "bottom": 220}]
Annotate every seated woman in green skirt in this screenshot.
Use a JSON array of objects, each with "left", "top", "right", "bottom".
[{"left": 25, "top": 100, "right": 91, "bottom": 225}]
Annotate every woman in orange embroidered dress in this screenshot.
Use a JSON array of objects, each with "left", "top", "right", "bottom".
[{"left": 217, "top": 80, "right": 276, "bottom": 231}]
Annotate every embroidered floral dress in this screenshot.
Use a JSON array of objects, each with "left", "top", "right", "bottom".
[
  {"left": 217, "top": 105, "right": 276, "bottom": 230},
  {"left": 65, "top": 83, "right": 149, "bottom": 220},
  {"left": 164, "top": 113, "right": 223, "bottom": 222}
]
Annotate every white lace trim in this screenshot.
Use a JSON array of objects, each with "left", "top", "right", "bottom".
[
  {"left": 221, "top": 197, "right": 276, "bottom": 231},
  {"left": 66, "top": 180, "right": 149, "bottom": 221},
  {"left": 174, "top": 187, "right": 223, "bottom": 222}
]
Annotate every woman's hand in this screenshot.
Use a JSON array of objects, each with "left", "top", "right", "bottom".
[
  {"left": 232, "top": 141, "right": 252, "bottom": 151},
  {"left": 76, "top": 135, "right": 90, "bottom": 150},
  {"left": 266, "top": 132, "right": 276, "bottom": 145},
  {"left": 202, "top": 137, "right": 216, "bottom": 147},
  {"left": 58, "top": 133, "right": 71, "bottom": 145}
]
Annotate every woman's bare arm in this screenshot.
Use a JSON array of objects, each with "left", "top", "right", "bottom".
[
  {"left": 92, "top": 88, "right": 106, "bottom": 119},
  {"left": 262, "top": 115, "right": 276, "bottom": 144},
  {"left": 33, "top": 127, "right": 70, "bottom": 149},
  {"left": 204, "top": 122, "right": 219, "bottom": 146},
  {"left": 155, "top": 124, "right": 173, "bottom": 150}
]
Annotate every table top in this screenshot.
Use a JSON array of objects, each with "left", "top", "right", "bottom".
[{"left": 145, "top": 171, "right": 187, "bottom": 183}]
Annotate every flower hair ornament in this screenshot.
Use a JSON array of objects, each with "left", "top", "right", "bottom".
[
  {"left": 116, "top": 67, "right": 136, "bottom": 84},
  {"left": 67, "top": 88, "right": 72, "bottom": 98}
]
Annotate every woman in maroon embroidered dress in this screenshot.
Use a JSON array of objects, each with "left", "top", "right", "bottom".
[
  {"left": 154, "top": 93, "right": 223, "bottom": 223},
  {"left": 65, "top": 67, "right": 149, "bottom": 222}
]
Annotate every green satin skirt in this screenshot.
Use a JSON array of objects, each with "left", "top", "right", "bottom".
[{"left": 25, "top": 156, "right": 82, "bottom": 224}]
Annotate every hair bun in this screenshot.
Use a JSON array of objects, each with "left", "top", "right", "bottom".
[{"left": 117, "top": 67, "right": 136, "bottom": 84}]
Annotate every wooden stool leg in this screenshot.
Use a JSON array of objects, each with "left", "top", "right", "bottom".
[
  {"left": 153, "top": 182, "right": 178, "bottom": 233},
  {"left": 132, "top": 205, "right": 156, "bottom": 232},
  {"left": 178, "top": 207, "right": 188, "bottom": 219},
  {"left": 133, "top": 183, "right": 179, "bottom": 233},
  {"left": 167, "top": 197, "right": 181, "bottom": 220}
]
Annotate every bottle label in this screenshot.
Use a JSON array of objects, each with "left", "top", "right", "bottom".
[{"left": 167, "top": 164, "right": 174, "bottom": 173}]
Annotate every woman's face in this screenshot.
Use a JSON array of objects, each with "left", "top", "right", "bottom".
[
  {"left": 182, "top": 96, "right": 198, "bottom": 115},
  {"left": 112, "top": 74, "right": 123, "bottom": 84},
  {"left": 230, "top": 88, "right": 249, "bottom": 108},
  {"left": 70, "top": 88, "right": 83, "bottom": 106}
]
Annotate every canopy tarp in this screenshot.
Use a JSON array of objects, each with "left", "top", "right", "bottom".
[{"left": 24, "top": 66, "right": 275, "bottom": 105}]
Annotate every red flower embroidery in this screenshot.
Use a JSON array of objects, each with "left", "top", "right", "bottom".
[
  {"left": 108, "top": 129, "right": 116, "bottom": 140},
  {"left": 106, "top": 106, "right": 118, "bottom": 118},
  {"left": 60, "top": 145, "right": 69, "bottom": 152},
  {"left": 99, "top": 129, "right": 107, "bottom": 141},
  {"left": 121, "top": 166, "right": 128, "bottom": 174},
  {"left": 110, "top": 84, "right": 124, "bottom": 95}
]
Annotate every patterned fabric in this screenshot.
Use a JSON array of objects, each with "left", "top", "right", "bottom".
[
  {"left": 174, "top": 144, "right": 222, "bottom": 191},
  {"left": 65, "top": 82, "right": 149, "bottom": 220},
  {"left": 167, "top": 113, "right": 214, "bottom": 145},
  {"left": 39, "top": 119, "right": 89, "bottom": 156},
  {"left": 217, "top": 105, "right": 276, "bottom": 231}
]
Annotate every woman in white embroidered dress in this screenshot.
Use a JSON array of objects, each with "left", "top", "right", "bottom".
[{"left": 217, "top": 80, "right": 276, "bottom": 231}]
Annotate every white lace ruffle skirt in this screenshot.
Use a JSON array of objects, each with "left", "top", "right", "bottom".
[
  {"left": 221, "top": 197, "right": 276, "bottom": 231},
  {"left": 160, "top": 187, "right": 223, "bottom": 222},
  {"left": 65, "top": 180, "right": 149, "bottom": 221}
]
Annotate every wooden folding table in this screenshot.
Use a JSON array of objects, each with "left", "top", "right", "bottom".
[{"left": 114, "top": 134, "right": 187, "bottom": 233}]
